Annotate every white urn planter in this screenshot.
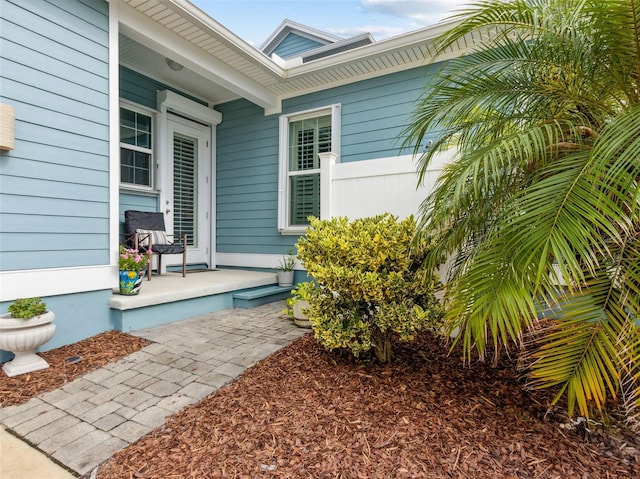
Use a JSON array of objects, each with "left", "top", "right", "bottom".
[{"left": 0, "top": 311, "right": 56, "bottom": 377}]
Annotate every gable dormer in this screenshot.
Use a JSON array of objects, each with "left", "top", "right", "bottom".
[{"left": 261, "top": 19, "right": 341, "bottom": 59}]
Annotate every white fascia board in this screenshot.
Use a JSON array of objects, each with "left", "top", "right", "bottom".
[
  {"left": 164, "top": 0, "right": 282, "bottom": 70},
  {"left": 118, "top": 5, "right": 281, "bottom": 113},
  {"left": 286, "top": 19, "right": 463, "bottom": 78},
  {"left": 273, "top": 21, "right": 465, "bottom": 101}
]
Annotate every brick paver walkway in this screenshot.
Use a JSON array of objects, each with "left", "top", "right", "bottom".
[{"left": 0, "top": 302, "right": 307, "bottom": 476}]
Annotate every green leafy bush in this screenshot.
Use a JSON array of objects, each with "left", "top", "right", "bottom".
[
  {"left": 296, "top": 214, "right": 443, "bottom": 362},
  {"left": 8, "top": 297, "right": 47, "bottom": 320}
]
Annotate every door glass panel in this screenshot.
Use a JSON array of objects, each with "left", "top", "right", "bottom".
[{"left": 173, "top": 133, "right": 197, "bottom": 247}]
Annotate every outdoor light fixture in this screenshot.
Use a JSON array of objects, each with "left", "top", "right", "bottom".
[
  {"left": 165, "top": 58, "right": 184, "bottom": 72},
  {"left": 0, "top": 103, "right": 15, "bottom": 151}
]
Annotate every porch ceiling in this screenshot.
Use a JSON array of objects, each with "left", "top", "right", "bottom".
[
  {"left": 119, "top": 35, "right": 241, "bottom": 105},
  {"left": 118, "top": 0, "right": 471, "bottom": 112}
]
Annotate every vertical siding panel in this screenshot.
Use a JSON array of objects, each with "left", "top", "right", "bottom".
[{"left": 0, "top": 0, "right": 110, "bottom": 271}]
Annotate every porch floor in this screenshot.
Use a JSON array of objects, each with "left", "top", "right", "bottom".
[{"left": 109, "top": 268, "right": 278, "bottom": 311}]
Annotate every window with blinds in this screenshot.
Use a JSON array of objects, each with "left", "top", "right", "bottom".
[
  {"left": 287, "top": 115, "right": 331, "bottom": 226},
  {"left": 173, "top": 133, "right": 197, "bottom": 247}
]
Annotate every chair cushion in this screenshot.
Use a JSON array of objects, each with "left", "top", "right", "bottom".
[
  {"left": 151, "top": 243, "right": 185, "bottom": 255},
  {"left": 136, "top": 229, "right": 168, "bottom": 247}
]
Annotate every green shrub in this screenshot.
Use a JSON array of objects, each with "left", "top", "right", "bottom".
[
  {"left": 8, "top": 297, "right": 47, "bottom": 320},
  {"left": 296, "top": 214, "right": 443, "bottom": 362}
]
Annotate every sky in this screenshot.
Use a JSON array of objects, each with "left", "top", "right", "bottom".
[{"left": 190, "top": 0, "right": 469, "bottom": 48}]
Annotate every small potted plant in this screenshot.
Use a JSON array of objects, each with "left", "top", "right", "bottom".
[
  {"left": 119, "top": 245, "right": 152, "bottom": 295},
  {"left": 276, "top": 249, "right": 296, "bottom": 287},
  {"left": 282, "top": 287, "right": 311, "bottom": 328},
  {"left": 0, "top": 297, "right": 56, "bottom": 377}
]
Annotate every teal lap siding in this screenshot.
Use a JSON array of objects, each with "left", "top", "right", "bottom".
[
  {"left": 215, "top": 64, "right": 440, "bottom": 255},
  {"left": 0, "top": 0, "right": 110, "bottom": 271},
  {"left": 273, "top": 33, "right": 327, "bottom": 59},
  {"left": 216, "top": 100, "right": 289, "bottom": 255}
]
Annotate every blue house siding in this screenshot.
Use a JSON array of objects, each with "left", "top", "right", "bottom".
[
  {"left": 0, "top": 0, "right": 113, "bottom": 362},
  {"left": 0, "top": 0, "right": 110, "bottom": 271},
  {"left": 215, "top": 99, "right": 289, "bottom": 254},
  {"left": 273, "top": 33, "right": 327, "bottom": 59},
  {"left": 283, "top": 64, "right": 441, "bottom": 162},
  {"left": 215, "top": 64, "right": 440, "bottom": 256}
]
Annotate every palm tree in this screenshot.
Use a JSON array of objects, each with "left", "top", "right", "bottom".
[{"left": 405, "top": 0, "right": 640, "bottom": 419}]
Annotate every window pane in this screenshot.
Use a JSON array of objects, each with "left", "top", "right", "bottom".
[
  {"left": 120, "top": 108, "right": 151, "bottom": 148},
  {"left": 289, "top": 174, "right": 320, "bottom": 225},
  {"left": 120, "top": 149, "right": 134, "bottom": 184},
  {"left": 120, "top": 108, "right": 135, "bottom": 129},
  {"left": 120, "top": 125, "right": 136, "bottom": 145},
  {"left": 288, "top": 114, "right": 331, "bottom": 172},
  {"left": 120, "top": 147, "right": 151, "bottom": 187}
]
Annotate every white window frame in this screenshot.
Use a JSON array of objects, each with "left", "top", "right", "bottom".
[
  {"left": 119, "top": 100, "right": 156, "bottom": 192},
  {"left": 278, "top": 103, "right": 341, "bottom": 234}
]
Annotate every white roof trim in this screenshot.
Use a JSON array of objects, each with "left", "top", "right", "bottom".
[
  {"left": 118, "top": 1, "right": 470, "bottom": 114},
  {"left": 118, "top": 2, "right": 282, "bottom": 112},
  {"left": 261, "top": 19, "right": 342, "bottom": 54}
]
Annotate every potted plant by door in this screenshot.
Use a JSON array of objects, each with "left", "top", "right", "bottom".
[
  {"left": 0, "top": 297, "right": 56, "bottom": 377},
  {"left": 276, "top": 250, "right": 296, "bottom": 287},
  {"left": 119, "top": 245, "right": 151, "bottom": 295}
]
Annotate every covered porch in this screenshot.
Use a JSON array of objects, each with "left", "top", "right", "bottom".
[{"left": 109, "top": 269, "right": 293, "bottom": 332}]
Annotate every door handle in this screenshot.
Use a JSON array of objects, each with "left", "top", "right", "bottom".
[{"left": 165, "top": 209, "right": 171, "bottom": 214}]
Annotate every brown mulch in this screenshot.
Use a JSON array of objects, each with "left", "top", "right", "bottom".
[
  {"left": 92, "top": 332, "right": 640, "bottom": 479},
  {"left": 0, "top": 331, "right": 150, "bottom": 407}
]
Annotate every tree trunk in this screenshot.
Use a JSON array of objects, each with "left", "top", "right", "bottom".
[{"left": 373, "top": 329, "right": 393, "bottom": 363}]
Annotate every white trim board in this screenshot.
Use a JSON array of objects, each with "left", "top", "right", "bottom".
[{"left": 0, "top": 266, "right": 116, "bottom": 302}]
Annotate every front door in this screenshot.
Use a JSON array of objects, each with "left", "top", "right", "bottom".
[{"left": 163, "top": 115, "right": 211, "bottom": 267}]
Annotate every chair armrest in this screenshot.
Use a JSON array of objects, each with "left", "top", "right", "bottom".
[{"left": 133, "top": 231, "right": 153, "bottom": 250}]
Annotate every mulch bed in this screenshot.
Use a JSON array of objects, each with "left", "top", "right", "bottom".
[
  {"left": 93, "top": 332, "right": 640, "bottom": 479},
  {"left": 0, "top": 331, "right": 150, "bottom": 407}
]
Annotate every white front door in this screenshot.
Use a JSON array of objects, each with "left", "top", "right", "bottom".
[{"left": 163, "top": 115, "right": 212, "bottom": 267}]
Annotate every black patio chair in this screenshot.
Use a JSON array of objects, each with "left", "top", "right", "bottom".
[{"left": 124, "top": 210, "right": 187, "bottom": 280}]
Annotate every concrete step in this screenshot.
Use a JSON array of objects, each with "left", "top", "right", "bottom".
[{"left": 233, "top": 285, "right": 293, "bottom": 309}]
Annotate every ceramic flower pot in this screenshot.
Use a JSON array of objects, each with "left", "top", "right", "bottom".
[
  {"left": 0, "top": 310, "right": 56, "bottom": 377},
  {"left": 119, "top": 270, "right": 144, "bottom": 295},
  {"left": 277, "top": 270, "right": 294, "bottom": 287},
  {"left": 293, "top": 300, "right": 312, "bottom": 328}
]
